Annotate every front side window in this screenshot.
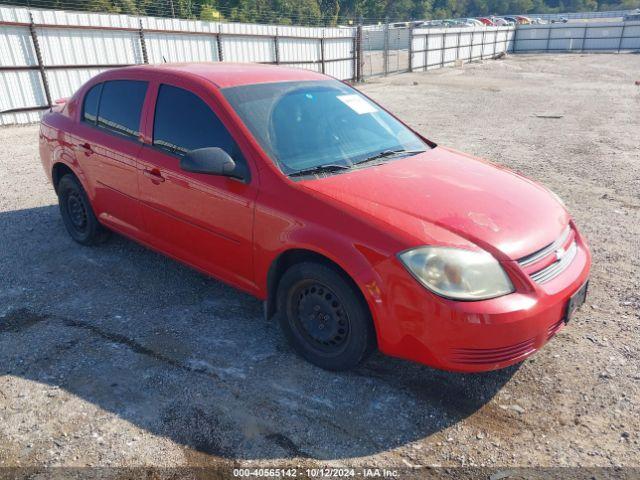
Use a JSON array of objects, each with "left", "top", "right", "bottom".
[
  {"left": 82, "top": 83, "right": 102, "bottom": 125},
  {"left": 222, "top": 80, "right": 428, "bottom": 176},
  {"left": 96, "top": 80, "right": 148, "bottom": 138},
  {"left": 152, "top": 84, "right": 244, "bottom": 163}
]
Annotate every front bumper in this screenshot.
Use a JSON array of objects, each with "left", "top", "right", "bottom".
[{"left": 370, "top": 233, "right": 591, "bottom": 372}]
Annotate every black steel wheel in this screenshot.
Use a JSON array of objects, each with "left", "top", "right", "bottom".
[
  {"left": 66, "top": 189, "right": 88, "bottom": 232},
  {"left": 291, "top": 280, "right": 350, "bottom": 354},
  {"left": 277, "top": 262, "right": 376, "bottom": 371},
  {"left": 58, "top": 173, "right": 110, "bottom": 245}
]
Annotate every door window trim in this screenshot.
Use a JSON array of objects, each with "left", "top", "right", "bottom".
[
  {"left": 79, "top": 80, "right": 149, "bottom": 146},
  {"left": 81, "top": 82, "right": 103, "bottom": 126},
  {"left": 146, "top": 82, "right": 252, "bottom": 183}
]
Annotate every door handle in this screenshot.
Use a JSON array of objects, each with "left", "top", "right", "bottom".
[
  {"left": 78, "top": 142, "right": 93, "bottom": 154},
  {"left": 143, "top": 168, "right": 165, "bottom": 183}
]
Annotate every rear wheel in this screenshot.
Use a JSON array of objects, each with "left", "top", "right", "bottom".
[
  {"left": 276, "top": 262, "right": 376, "bottom": 371},
  {"left": 57, "top": 174, "right": 109, "bottom": 245}
]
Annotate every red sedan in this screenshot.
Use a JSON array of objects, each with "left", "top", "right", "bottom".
[{"left": 39, "top": 63, "right": 591, "bottom": 372}]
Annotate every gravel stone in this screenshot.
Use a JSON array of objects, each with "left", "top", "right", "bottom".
[{"left": 0, "top": 53, "right": 638, "bottom": 468}]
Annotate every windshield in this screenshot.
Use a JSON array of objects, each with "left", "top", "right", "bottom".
[{"left": 222, "top": 80, "right": 429, "bottom": 176}]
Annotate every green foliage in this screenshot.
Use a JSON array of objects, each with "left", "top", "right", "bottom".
[
  {"left": 7, "top": 0, "right": 637, "bottom": 24},
  {"left": 200, "top": 4, "right": 223, "bottom": 20}
]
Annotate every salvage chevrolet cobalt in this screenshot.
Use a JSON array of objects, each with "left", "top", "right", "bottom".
[{"left": 39, "top": 63, "right": 590, "bottom": 372}]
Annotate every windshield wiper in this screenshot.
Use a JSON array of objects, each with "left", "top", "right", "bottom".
[
  {"left": 288, "top": 163, "right": 351, "bottom": 178},
  {"left": 353, "top": 149, "right": 426, "bottom": 167}
]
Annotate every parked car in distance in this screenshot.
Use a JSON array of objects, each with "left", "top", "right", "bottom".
[
  {"left": 460, "top": 18, "right": 484, "bottom": 27},
  {"left": 623, "top": 13, "right": 640, "bottom": 21},
  {"left": 550, "top": 16, "right": 568, "bottom": 23},
  {"left": 39, "top": 63, "right": 591, "bottom": 372},
  {"left": 416, "top": 19, "right": 444, "bottom": 28},
  {"left": 503, "top": 16, "right": 519, "bottom": 24},
  {"left": 491, "top": 17, "right": 511, "bottom": 26},
  {"left": 515, "top": 15, "right": 532, "bottom": 24},
  {"left": 442, "top": 19, "right": 461, "bottom": 27},
  {"left": 478, "top": 17, "right": 496, "bottom": 26}
]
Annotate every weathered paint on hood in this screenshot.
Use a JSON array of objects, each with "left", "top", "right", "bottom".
[{"left": 298, "top": 146, "right": 569, "bottom": 260}]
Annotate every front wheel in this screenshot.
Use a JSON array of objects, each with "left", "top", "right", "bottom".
[
  {"left": 276, "top": 262, "right": 376, "bottom": 371},
  {"left": 57, "top": 174, "right": 109, "bottom": 245}
]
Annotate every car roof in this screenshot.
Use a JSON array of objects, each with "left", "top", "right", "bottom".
[{"left": 115, "top": 62, "right": 330, "bottom": 89}]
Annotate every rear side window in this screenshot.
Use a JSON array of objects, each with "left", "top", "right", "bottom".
[
  {"left": 82, "top": 83, "right": 102, "bottom": 124},
  {"left": 96, "top": 80, "right": 148, "bottom": 138},
  {"left": 153, "top": 84, "right": 243, "bottom": 162}
]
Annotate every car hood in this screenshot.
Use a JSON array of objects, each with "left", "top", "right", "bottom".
[{"left": 298, "top": 146, "right": 569, "bottom": 260}]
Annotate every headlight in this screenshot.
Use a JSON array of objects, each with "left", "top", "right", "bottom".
[{"left": 398, "top": 246, "right": 514, "bottom": 301}]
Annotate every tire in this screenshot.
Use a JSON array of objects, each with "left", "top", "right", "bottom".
[
  {"left": 276, "top": 262, "right": 376, "bottom": 371},
  {"left": 57, "top": 174, "right": 109, "bottom": 245}
]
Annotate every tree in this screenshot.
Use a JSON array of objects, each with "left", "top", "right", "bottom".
[
  {"left": 200, "top": 4, "right": 224, "bottom": 19},
  {"left": 321, "top": 0, "right": 340, "bottom": 24},
  {"left": 7, "top": 0, "right": 635, "bottom": 23}
]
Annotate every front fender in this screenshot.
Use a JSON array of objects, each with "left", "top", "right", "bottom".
[{"left": 253, "top": 206, "right": 392, "bottom": 348}]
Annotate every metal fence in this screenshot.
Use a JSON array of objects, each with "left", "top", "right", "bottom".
[
  {"left": 360, "top": 25, "right": 516, "bottom": 77},
  {"left": 410, "top": 26, "right": 515, "bottom": 72},
  {"left": 514, "top": 20, "right": 640, "bottom": 52},
  {"left": 1, "top": 5, "right": 639, "bottom": 126},
  {"left": 522, "top": 10, "right": 638, "bottom": 21},
  {"left": 361, "top": 25, "right": 410, "bottom": 76},
  {"left": 0, "top": 5, "right": 356, "bottom": 125}
]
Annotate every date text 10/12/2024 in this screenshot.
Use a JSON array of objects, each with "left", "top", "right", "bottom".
[{"left": 233, "top": 468, "right": 400, "bottom": 478}]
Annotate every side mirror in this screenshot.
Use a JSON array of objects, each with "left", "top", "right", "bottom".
[{"left": 180, "top": 147, "right": 241, "bottom": 179}]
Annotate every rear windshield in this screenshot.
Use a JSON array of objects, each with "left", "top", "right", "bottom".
[{"left": 222, "top": 80, "right": 427, "bottom": 175}]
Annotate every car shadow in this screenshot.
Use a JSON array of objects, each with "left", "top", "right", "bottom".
[{"left": 0, "top": 204, "right": 519, "bottom": 461}]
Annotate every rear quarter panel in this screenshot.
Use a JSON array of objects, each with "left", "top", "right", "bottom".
[{"left": 39, "top": 87, "right": 97, "bottom": 199}]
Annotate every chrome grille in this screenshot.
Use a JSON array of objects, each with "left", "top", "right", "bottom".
[
  {"left": 518, "top": 225, "right": 572, "bottom": 268},
  {"left": 518, "top": 225, "right": 578, "bottom": 284},
  {"left": 529, "top": 241, "right": 578, "bottom": 284}
]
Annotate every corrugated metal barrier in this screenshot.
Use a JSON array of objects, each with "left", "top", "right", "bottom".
[
  {"left": 0, "top": 6, "right": 356, "bottom": 125},
  {"left": 1, "top": 5, "right": 639, "bottom": 126},
  {"left": 514, "top": 21, "right": 640, "bottom": 53}
]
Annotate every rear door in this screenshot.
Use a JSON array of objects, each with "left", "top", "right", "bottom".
[
  {"left": 137, "top": 81, "right": 259, "bottom": 293},
  {"left": 75, "top": 79, "right": 148, "bottom": 237}
]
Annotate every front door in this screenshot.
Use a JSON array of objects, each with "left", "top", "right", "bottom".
[{"left": 137, "top": 82, "right": 258, "bottom": 293}]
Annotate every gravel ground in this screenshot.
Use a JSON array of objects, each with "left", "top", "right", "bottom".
[{"left": 0, "top": 54, "right": 639, "bottom": 473}]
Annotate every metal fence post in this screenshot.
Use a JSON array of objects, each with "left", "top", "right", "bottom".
[
  {"left": 216, "top": 30, "right": 224, "bottom": 62},
  {"left": 480, "top": 27, "right": 486, "bottom": 60},
  {"left": 545, "top": 24, "right": 552, "bottom": 52},
  {"left": 274, "top": 28, "right": 280, "bottom": 64},
  {"left": 383, "top": 17, "right": 389, "bottom": 76},
  {"left": 138, "top": 18, "right": 148, "bottom": 64},
  {"left": 356, "top": 24, "right": 363, "bottom": 82},
  {"left": 320, "top": 32, "right": 325, "bottom": 74},
  {"left": 617, "top": 22, "right": 626, "bottom": 52},
  {"left": 441, "top": 31, "right": 446, "bottom": 68},
  {"left": 408, "top": 23, "right": 414, "bottom": 72},
  {"left": 28, "top": 11, "right": 52, "bottom": 108},
  {"left": 580, "top": 24, "right": 588, "bottom": 52},
  {"left": 493, "top": 27, "right": 498, "bottom": 56},
  {"left": 424, "top": 33, "right": 429, "bottom": 71},
  {"left": 352, "top": 30, "right": 357, "bottom": 82},
  {"left": 469, "top": 27, "right": 475, "bottom": 62}
]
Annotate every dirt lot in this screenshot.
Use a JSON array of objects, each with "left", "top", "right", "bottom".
[{"left": 0, "top": 54, "right": 639, "bottom": 473}]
